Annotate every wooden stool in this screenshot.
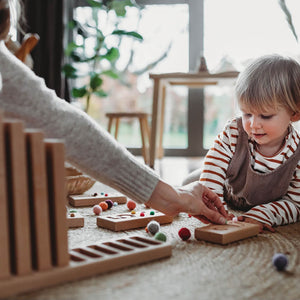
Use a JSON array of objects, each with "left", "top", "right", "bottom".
[{"left": 106, "top": 112, "right": 150, "bottom": 164}]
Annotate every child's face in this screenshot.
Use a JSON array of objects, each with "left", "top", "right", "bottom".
[{"left": 240, "top": 104, "right": 294, "bottom": 154}]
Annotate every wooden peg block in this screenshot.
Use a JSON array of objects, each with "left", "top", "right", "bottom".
[
  {"left": 0, "top": 114, "right": 10, "bottom": 279},
  {"left": 45, "top": 139, "right": 69, "bottom": 267},
  {"left": 67, "top": 212, "right": 84, "bottom": 228},
  {"left": 4, "top": 120, "right": 32, "bottom": 275},
  {"left": 194, "top": 221, "right": 260, "bottom": 245},
  {"left": 68, "top": 194, "right": 127, "bottom": 207},
  {"left": 97, "top": 211, "right": 173, "bottom": 231},
  {"left": 25, "top": 130, "right": 52, "bottom": 271}
]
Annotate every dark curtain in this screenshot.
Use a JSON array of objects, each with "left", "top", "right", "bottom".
[{"left": 22, "top": 0, "right": 69, "bottom": 100}]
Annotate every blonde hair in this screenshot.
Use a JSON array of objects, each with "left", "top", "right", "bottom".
[{"left": 235, "top": 55, "right": 300, "bottom": 114}]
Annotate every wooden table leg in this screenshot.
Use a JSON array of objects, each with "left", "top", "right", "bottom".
[{"left": 149, "top": 78, "right": 163, "bottom": 168}]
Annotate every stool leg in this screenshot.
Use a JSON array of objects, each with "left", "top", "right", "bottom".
[
  {"left": 115, "top": 118, "right": 120, "bottom": 139},
  {"left": 107, "top": 117, "right": 113, "bottom": 133},
  {"left": 139, "top": 117, "right": 149, "bottom": 164}
]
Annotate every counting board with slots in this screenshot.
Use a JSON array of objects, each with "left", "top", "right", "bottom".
[
  {"left": 0, "top": 112, "right": 172, "bottom": 298},
  {"left": 68, "top": 194, "right": 127, "bottom": 207}
]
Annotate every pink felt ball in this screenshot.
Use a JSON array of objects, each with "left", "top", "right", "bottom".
[
  {"left": 93, "top": 204, "right": 102, "bottom": 215},
  {"left": 178, "top": 227, "right": 191, "bottom": 241},
  {"left": 127, "top": 200, "right": 136, "bottom": 210}
]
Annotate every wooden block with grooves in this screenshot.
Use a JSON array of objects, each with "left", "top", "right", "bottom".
[
  {"left": 0, "top": 113, "right": 10, "bottom": 279},
  {"left": 26, "top": 129, "right": 52, "bottom": 271},
  {"left": 97, "top": 211, "right": 173, "bottom": 231},
  {"left": 194, "top": 221, "right": 260, "bottom": 245},
  {"left": 68, "top": 194, "right": 127, "bottom": 207},
  {"left": 45, "top": 139, "right": 69, "bottom": 267},
  {"left": 4, "top": 120, "right": 32, "bottom": 275},
  {"left": 0, "top": 235, "right": 172, "bottom": 298}
]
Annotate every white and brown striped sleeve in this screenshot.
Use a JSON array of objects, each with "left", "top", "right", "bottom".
[{"left": 200, "top": 119, "right": 237, "bottom": 209}]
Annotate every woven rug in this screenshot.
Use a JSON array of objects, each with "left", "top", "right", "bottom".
[{"left": 10, "top": 183, "right": 300, "bottom": 300}]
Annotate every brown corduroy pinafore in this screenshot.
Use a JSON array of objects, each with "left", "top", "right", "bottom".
[{"left": 224, "top": 118, "right": 300, "bottom": 211}]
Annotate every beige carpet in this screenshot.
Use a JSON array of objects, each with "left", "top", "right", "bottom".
[{"left": 9, "top": 183, "right": 300, "bottom": 300}]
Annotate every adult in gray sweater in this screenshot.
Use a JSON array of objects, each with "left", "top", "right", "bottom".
[{"left": 0, "top": 0, "right": 227, "bottom": 224}]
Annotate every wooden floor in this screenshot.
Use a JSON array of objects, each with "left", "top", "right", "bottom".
[{"left": 152, "top": 156, "right": 204, "bottom": 186}]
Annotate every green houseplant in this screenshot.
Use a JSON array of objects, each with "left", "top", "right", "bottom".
[{"left": 62, "top": 0, "right": 143, "bottom": 113}]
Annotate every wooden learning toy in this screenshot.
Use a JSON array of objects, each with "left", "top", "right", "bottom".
[
  {"left": 68, "top": 193, "right": 127, "bottom": 207},
  {"left": 97, "top": 211, "right": 173, "bottom": 231},
  {"left": 194, "top": 221, "right": 260, "bottom": 245},
  {"left": 0, "top": 113, "right": 172, "bottom": 298},
  {"left": 67, "top": 212, "right": 84, "bottom": 228}
]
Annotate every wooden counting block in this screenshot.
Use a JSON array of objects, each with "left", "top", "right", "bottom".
[
  {"left": 45, "top": 139, "right": 69, "bottom": 267},
  {"left": 67, "top": 212, "right": 84, "bottom": 228},
  {"left": 68, "top": 193, "right": 127, "bottom": 207},
  {"left": 4, "top": 120, "right": 32, "bottom": 275},
  {"left": 97, "top": 211, "right": 173, "bottom": 231},
  {"left": 25, "top": 129, "right": 52, "bottom": 271},
  {"left": 194, "top": 221, "right": 260, "bottom": 245},
  {"left": 0, "top": 113, "right": 10, "bottom": 280}
]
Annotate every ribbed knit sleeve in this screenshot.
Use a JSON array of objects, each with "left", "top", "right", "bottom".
[{"left": 0, "top": 42, "right": 159, "bottom": 203}]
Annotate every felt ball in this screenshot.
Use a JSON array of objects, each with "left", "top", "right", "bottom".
[
  {"left": 99, "top": 201, "right": 108, "bottom": 211},
  {"left": 150, "top": 211, "right": 155, "bottom": 215},
  {"left": 154, "top": 232, "right": 167, "bottom": 242},
  {"left": 70, "top": 213, "right": 75, "bottom": 218},
  {"left": 232, "top": 216, "right": 238, "bottom": 223},
  {"left": 127, "top": 200, "right": 136, "bottom": 210},
  {"left": 178, "top": 227, "right": 191, "bottom": 241},
  {"left": 105, "top": 193, "right": 108, "bottom": 197},
  {"left": 113, "top": 202, "right": 118, "bottom": 206},
  {"left": 93, "top": 204, "right": 102, "bottom": 215},
  {"left": 272, "top": 253, "right": 288, "bottom": 271},
  {"left": 140, "top": 212, "right": 145, "bottom": 217},
  {"left": 105, "top": 199, "right": 114, "bottom": 209},
  {"left": 147, "top": 220, "right": 160, "bottom": 235},
  {"left": 131, "top": 210, "right": 136, "bottom": 214}
]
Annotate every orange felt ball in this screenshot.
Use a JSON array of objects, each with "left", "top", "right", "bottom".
[
  {"left": 99, "top": 201, "right": 108, "bottom": 211},
  {"left": 127, "top": 200, "right": 136, "bottom": 210}
]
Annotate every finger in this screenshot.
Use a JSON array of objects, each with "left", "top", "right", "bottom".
[
  {"left": 263, "top": 224, "right": 275, "bottom": 233},
  {"left": 200, "top": 206, "right": 227, "bottom": 225},
  {"left": 203, "top": 192, "right": 228, "bottom": 218},
  {"left": 193, "top": 215, "right": 211, "bottom": 224}
]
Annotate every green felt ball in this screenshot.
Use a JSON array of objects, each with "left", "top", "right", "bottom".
[{"left": 154, "top": 232, "right": 167, "bottom": 242}]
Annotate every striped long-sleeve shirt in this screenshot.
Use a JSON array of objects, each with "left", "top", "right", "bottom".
[{"left": 200, "top": 118, "right": 300, "bottom": 227}]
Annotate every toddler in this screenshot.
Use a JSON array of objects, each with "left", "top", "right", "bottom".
[{"left": 199, "top": 55, "right": 300, "bottom": 231}]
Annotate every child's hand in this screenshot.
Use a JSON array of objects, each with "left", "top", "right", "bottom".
[{"left": 238, "top": 216, "right": 275, "bottom": 233}]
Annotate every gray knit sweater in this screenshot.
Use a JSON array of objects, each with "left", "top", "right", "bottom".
[{"left": 0, "top": 41, "right": 159, "bottom": 203}]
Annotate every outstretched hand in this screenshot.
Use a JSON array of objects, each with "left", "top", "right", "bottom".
[
  {"left": 146, "top": 180, "right": 228, "bottom": 225},
  {"left": 238, "top": 216, "right": 275, "bottom": 233}
]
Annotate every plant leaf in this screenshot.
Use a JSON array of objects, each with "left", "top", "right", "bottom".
[
  {"left": 101, "top": 69, "right": 119, "bottom": 79},
  {"left": 65, "top": 42, "right": 81, "bottom": 56},
  {"left": 102, "top": 47, "right": 120, "bottom": 61},
  {"left": 90, "top": 73, "right": 103, "bottom": 90},
  {"left": 86, "top": 0, "right": 103, "bottom": 8},
  {"left": 62, "top": 64, "right": 78, "bottom": 78},
  {"left": 111, "top": 30, "right": 143, "bottom": 41},
  {"left": 94, "top": 89, "right": 108, "bottom": 97},
  {"left": 72, "top": 86, "right": 88, "bottom": 98}
]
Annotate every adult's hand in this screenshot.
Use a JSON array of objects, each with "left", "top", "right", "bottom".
[{"left": 146, "top": 180, "right": 228, "bottom": 224}]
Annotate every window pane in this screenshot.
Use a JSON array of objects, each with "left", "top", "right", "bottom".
[
  {"left": 72, "top": 4, "right": 189, "bottom": 148},
  {"left": 203, "top": 0, "right": 300, "bottom": 148}
]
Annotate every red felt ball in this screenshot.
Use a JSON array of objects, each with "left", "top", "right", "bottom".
[
  {"left": 127, "top": 200, "right": 136, "bottom": 210},
  {"left": 178, "top": 227, "right": 191, "bottom": 241}
]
